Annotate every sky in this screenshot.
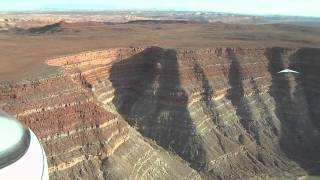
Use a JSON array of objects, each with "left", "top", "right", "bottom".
[{"left": 1, "top": 0, "right": 320, "bottom": 17}]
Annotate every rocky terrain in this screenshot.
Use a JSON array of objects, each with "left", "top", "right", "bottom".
[
  {"left": 0, "top": 12, "right": 152, "bottom": 30},
  {"left": 0, "top": 12, "right": 259, "bottom": 30},
  {"left": 2, "top": 11, "right": 320, "bottom": 31},
  {"left": 2, "top": 19, "right": 320, "bottom": 82},
  {"left": 1, "top": 46, "right": 320, "bottom": 179}
]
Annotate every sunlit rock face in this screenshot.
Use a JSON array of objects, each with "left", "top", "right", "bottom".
[{"left": 1, "top": 47, "right": 320, "bottom": 179}]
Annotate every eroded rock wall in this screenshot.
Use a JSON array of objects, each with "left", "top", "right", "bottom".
[
  {"left": 0, "top": 48, "right": 201, "bottom": 180},
  {"left": 1, "top": 46, "right": 320, "bottom": 179}
]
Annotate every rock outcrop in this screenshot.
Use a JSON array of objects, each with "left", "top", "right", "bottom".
[{"left": 1, "top": 46, "right": 320, "bottom": 179}]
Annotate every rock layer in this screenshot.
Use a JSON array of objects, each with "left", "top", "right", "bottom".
[{"left": 1, "top": 46, "right": 320, "bottom": 179}]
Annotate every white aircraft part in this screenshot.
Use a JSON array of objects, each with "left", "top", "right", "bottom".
[
  {"left": 0, "top": 129, "right": 48, "bottom": 180},
  {"left": 0, "top": 116, "right": 25, "bottom": 158},
  {"left": 277, "top": 69, "right": 299, "bottom": 74}
]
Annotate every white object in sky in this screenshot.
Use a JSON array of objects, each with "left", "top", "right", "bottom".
[
  {"left": 0, "top": 112, "right": 48, "bottom": 180},
  {"left": 277, "top": 69, "right": 299, "bottom": 74}
]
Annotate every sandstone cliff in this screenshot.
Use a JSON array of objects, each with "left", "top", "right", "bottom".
[{"left": 1, "top": 47, "right": 320, "bottom": 179}]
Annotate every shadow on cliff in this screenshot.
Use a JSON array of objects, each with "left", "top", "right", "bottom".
[
  {"left": 289, "top": 48, "right": 320, "bottom": 131},
  {"left": 192, "top": 62, "right": 220, "bottom": 123},
  {"left": 192, "top": 62, "right": 236, "bottom": 152},
  {"left": 109, "top": 47, "right": 207, "bottom": 169},
  {"left": 225, "top": 48, "right": 261, "bottom": 144},
  {"left": 266, "top": 47, "right": 320, "bottom": 175},
  {"left": 288, "top": 48, "right": 320, "bottom": 175}
]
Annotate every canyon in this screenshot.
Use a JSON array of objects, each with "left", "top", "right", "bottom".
[
  {"left": 2, "top": 20, "right": 320, "bottom": 81},
  {"left": 1, "top": 46, "right": 320, "bottom": 179}
]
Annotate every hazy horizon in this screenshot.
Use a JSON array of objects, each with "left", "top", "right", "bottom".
[{"left": 1, "top": 0, "right": 320, "bottom": 17}]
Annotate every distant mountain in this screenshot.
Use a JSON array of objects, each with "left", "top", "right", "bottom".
[
  {"left": 14, "top": 20, "right": 106, "bottom": 34},
  {"left": 124, "top": 19, "right": 197, "bottom": 24}
]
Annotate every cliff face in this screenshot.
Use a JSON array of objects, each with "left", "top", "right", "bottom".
[{"left": 1, "top": 47, "right": 320, "bottom": 179}]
